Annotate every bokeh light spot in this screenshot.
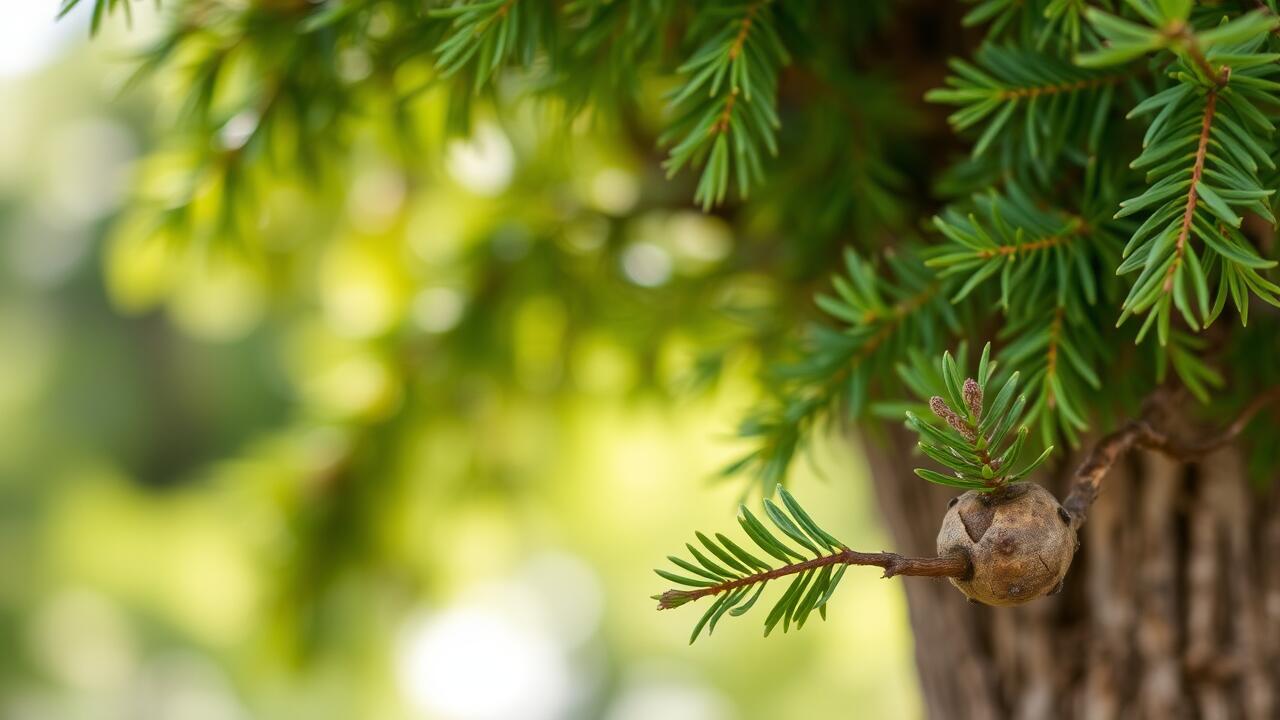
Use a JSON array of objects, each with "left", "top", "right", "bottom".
[
  {"left": 395, "top": 607, "right": 570, "bottom": 720},
  {"left": 590, "top": 167, "right": 639, "bottom": 215},
  {"left": 412, "top": 287, "right": 466, "bottom": 334},
  {"left": 446, "top": 123, "right": 515, "bottom": 197},
  {"left": 620, "top": 242, "right": 671, "bottom": 287}
]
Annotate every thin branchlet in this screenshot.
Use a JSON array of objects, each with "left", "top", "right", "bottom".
[
  {"left": 1064, "top": 388, "right": 1280, "bottom": 529},
  {"left": 655, "top": 549, "right": 970, "bottom": 610},
  {"left": 652, "top": 482, "right": 974, "bottom": 639}
]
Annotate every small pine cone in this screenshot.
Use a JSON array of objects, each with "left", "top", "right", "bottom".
[{"left": 963, "top": 378, "right": 983, "bottom": 420}]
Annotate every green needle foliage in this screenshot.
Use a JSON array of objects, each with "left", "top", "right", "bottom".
[
  {"left": 927, "top": 44, "right": 1122, "bottom": 161},
  {"left": 661, "top": 0, "right": 790, "bottom": 209},
  {"left": 1078, "top": 4, "right": 1280, "bottom": 342},
  {"left": 721, "top": 0, "right": 1280, "bottom": 492},
  {"left": 64, "top": 0, "right": 1280, "bottom": 655},
  {"left": 964, "top": 0, "right": 1105, "bottom": 51},
  {"left": 905, "top": 344, "right": 1054, "bottom": 491},
  {"left": 431, "top": 0, "right": 556, "bottom": 89},
  {"left": 655, "top": 346, "right": 1049, "bottom": 641},
  {"left": 653, "top": 485, "right": 851, "bottom": 643},
  {"left": 929, "top": 184, "right": 1124, "bottom": 308}
]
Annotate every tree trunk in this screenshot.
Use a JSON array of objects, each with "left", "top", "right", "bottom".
[{"left": 860, "top": 426, "right": 1280, "bottom": 720}]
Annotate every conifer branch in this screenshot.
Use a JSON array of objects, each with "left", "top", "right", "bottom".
[
  {"left": 1044, "top": 307, "right": 1064, "bottom": 404},
  {"left": 659, "top": 345, "right": 1068, "bottom": 640},
  {"left": 926, "top": 45, "right": 1123, "bottom": 159},
  {"left": 929, "top": 186, "right": 1117, "bottom": 308},
  {"left": 655, "top": 551, "right": 968, "bottom": 610},
  {"left": 997, "top": 75, "right": 1124, "bottom": 100},
  {"left": 1000, "top": 302, "right": 1104, "bottom": 449},
  {"left": 1163, "top": 18, "right": 1230, "bottom": 89},
  {"left": 1063, "top": 386, "right": 1280, "bottom": 528},
  {"left": 653, "top": 485, "right": 970, "bottom": 643},
  {"left": 661, "top": 0, "right": 789, "bottom": 209},
  {"left": 1082, "top": 5, "right": 1280, "bottom": 344}
]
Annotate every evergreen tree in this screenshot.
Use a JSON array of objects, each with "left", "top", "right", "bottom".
[{"left": 69, "top": 0, "right": 1280, "bottom": 715}]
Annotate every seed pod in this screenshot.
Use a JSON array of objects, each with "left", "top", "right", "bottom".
[{"left": 936, "top": 483, "right": 1076, "bottom": 606}]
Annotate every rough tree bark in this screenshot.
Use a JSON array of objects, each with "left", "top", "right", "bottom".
[{"left": 861, "top": 426, "right": 1280, "bottom": 720}]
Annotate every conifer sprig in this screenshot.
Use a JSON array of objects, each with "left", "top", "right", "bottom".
[
  {"left": 653, "top": 485, "right": 967, "bottom": 643},
  {"left": 1079, "top": 4, "right": 1280, "bottom": 343},
  {"left": 905, "top": 344, "right": 1054, "bottom": 491},
  {"left": 929, "top": 185, "right": 1120, "bottom": 308},
  {"left": 927, "top": 45, "right": 1124, "bottom": 159},
  {"left": 431, "top": 0, "right": 556, "bottom": 91},
  {"left": 928, "top": 189, "right": 1120, "bottom": 447},
  {"left": 653, "top": 485, "right": 847, "bottom": 643},
  {"left": 661, "top": 0, "right": 789, "bottom": 209},
  {"left": 657, "top": 346, "right": 1052, "bottom": 640}
]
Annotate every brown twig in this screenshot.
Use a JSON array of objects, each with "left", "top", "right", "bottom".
[
  {"left": 1063, "top": 387, "right": 1280, "bottom": 529},
  {"left": 655, "top": 549, "right": 969, "bottom": 610}
]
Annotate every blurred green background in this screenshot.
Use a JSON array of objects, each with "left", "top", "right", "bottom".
[{"left": 0, "top": 6, "right": 920, "bottom": 719}]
